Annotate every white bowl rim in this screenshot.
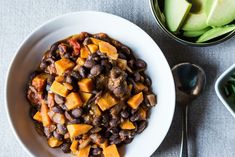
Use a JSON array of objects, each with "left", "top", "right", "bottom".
[
  {"left": 5, "top": 11, "right": 176, "bottom": 157},
  {"left": 215, "top": 63, "right": 235, "bottom": 118}
]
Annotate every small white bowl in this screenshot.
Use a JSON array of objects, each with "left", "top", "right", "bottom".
[
  {"left": 5, "top": 11, "right": 175, "bottom": 157},
  {"left": 215, "top": 63, "right": 235, "bottom": 118}
]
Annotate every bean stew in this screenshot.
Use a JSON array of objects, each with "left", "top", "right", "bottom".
[{"left": 26, "top": 32, "right": 157, "bottom": 157}]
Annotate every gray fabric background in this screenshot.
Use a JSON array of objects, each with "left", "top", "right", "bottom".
[{"left": 0, "top": 0, "right": 235, "bottom": 156}]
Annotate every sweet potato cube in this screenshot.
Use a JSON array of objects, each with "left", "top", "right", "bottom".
[
  {"left": 135, "top": 83, "right": 147, "bottom": 92},
  {"left": 78, "top": 78, "right": 93, "bottom": 92},
  {"left": 50, "top": 81, "right": 69, "bottom": 97},
  {"left": 80, "top": 92, "right": 93, "bottom": 103},
  {"left": 55, "top": 58, "right": 75, "bottom": 75},
  {"left": 87, "top": 44, "right": 98, "bottom": 53},
  {"left": 90, "top": 37, "right": 103, "bottom": 45},
  {"left": 127, "top": 92, "right": 144, "bottom": 109},
  {"left": 65, "top": 92, "right": 83, "bottom": 110},
  {"left": 91, "top": 104, "right": 101, "bottom": 116},
  {"left": 139, "top": 107, "right": 147, "bottom": 120},
  {"left": 76, "top": 57, "right": 85, "bottom": 66},
  {"left": 120, "top": 119, "right": 135, "bottom": 130},
  {"left": 99, "top": 41, "right": 118, "bottom": 60},
  {"left": 70, "top": 140, "right": 79, "bottom": 155},
  {"left": 32, "top": 74, "right": 47, "bottom": 92},
  {"left": 41, "top": 101, "right": 51, "bottom": 126},
  {"left": 103, "top": 144, "right": 120, "bottom": 157},
  {"left": 80, "top": 47, "right": 90, "bottom": 59},
  {"left": 48, "top": 137, "right": 62, "bottom": 148},
  {"left": 97, "top": 93, "right": 118, "bottom": 111},
  {"left": 77, "top": 145, "right": 91, "bottom": 157},
  {"left": 67, "top": 124, "right": 93, "bottom": 139},
  {"left": 33, "top": 111, "right": 42, "bottom": 122}
]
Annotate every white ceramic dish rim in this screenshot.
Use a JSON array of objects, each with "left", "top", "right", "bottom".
[
  {"left": 5, "top": 11, "right": 176, "bottom": 157},
  {"left": 215, "top": 63, "right": 235, "bottom": 118}
]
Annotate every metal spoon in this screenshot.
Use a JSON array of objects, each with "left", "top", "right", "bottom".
[{"left": 172, "top": 63, "right": 206, "bottom": 157}]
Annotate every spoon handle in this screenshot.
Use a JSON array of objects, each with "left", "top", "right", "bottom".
[{"left": 180, "top": 105, "right": 188, "bottom": 157}]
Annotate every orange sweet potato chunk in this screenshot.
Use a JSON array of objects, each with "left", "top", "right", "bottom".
[
  {"left": 78, "top": 78, "right": 93, "bottom": 92},
  {"left": 77, "top": 145, "right": 91, "bottom": 157},
  {"left": 55, "top": 58, "right": 75, "bottom": 75},
  {"left": 65, "top": 92, "right": 83, "bottom": 110},
  {"left": 70, "top": 140, "right": 79, "bottom": 155},
  {"left": 80, "top": 47, "right": 90, "bottom": 59},
  {"left": 76, "top": 57, "right": 85, "bottom": 66},
  {"left": 48, "top": 137, "right": 62, "bottom": 148},
  {"left": 97, "top": 93, "right": 118, "bottom": 111},
  {"left": 41, "top": 101, "right": 51, "bottom": 127},
  {"left": 50, "top": 81, "right": 69, "bottom": 97},
  {"left": 87, "top": 44, "right": 98, "bottom": 53},
  {"left": 135, "top": 83, "right": 147, "bottom": 92},
  {"left": 139, "top": 107, "right": 147, "bottom": 120},
  {"left": 98, "top": 41, "right": 118, "bottom": 60},
  {"left": 103, "top": 144, "right": 120, "bottom": 157},
  {"left": 80, "top": 92, "right": 93, "bottom": 104},
  {"left": 90, "top": 37, "right": 103, "bottom": 45},
  {"left": 67, "top": 124, "right": 93, "bottom": 139},
  {"left": 120, "top": 119, "right": 135, "bottom": 130},
  {"left": 32, "top": 74, "right": 47, "bottom": 92},
  {"left": 33, "top": 111, "right": 42, "bottom": 122},
  {"left": 127, "top": 92, "right": 144, "bottom": 109}
]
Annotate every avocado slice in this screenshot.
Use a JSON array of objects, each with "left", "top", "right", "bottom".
[
  {"left": 183, "top": 27, "right": 211, "bottom": 37},
  {"left": 182, "top": 0, "right": 208, "bottom": 31},
  {"left": 206, "top": 0, "right": 235, "bottom": 26},
  {"left": 164, "top": 0, "right": 192, "bottom": 33},
  {"left": 196, "top": 24, "right": 235, "bottom": 43}
]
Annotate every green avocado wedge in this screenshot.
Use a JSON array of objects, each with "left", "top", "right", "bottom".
[
  {"left": 196, "top": 25, "right": 235, "bottom": 43},
  {"left": 206, "top": 0, "right": 235, "bottom": 26},
  {"left": 183, "top": 27, "right": 211, "bottom": 37},
  {"left": 182, "top": 0, "right": 208, "bottom": 31},
  {"left": 164, "top": 0, "right": 192, "bottom": 33}
]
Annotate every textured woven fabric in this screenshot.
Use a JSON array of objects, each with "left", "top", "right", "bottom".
[{"left": 0, "top": 0, "right": 235, "bottom": 156}]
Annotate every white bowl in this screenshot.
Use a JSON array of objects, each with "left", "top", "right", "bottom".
[
  {"left": 5, "top": 11, "right": 175, "bottom": 157},
  {"left": 215, "top": 63, "right": 235, "bottom": 118}
]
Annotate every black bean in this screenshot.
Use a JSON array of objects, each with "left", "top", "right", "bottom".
[
  {"left": 109, "top": 134, "right": 119, "bottom": 141},
  {"left": 121, "top": 45, "right": 131, "bottom": 56},
  {"left": 84, "top": 60, "right": 95, "bottom": 69},
  {"left": 52, "top": 106, "right": 63, "bottom": 114},
  {"left": 130, "top": 113, "right": 140, "bottom": 122},
  {"left": 70, "top": 71, "right": 81, "bottom": 80},
  {"left": 111, "top": 138, "right": 122, "bottom": 145},
  {"left": 79, "top": 66, "right": 87, "bottom": 78},
  {"left": 137, "top": 121, "right": 147, "bottom": 134},
  {"left": 65, "top": 75, "right": 73, "bottom": 83},
  {"left": 145, "top": 76, "right": 152, "bottom": 86},
  {"left": 63, "top": 53, "right": 70, "bottom": 59},
  {"left": 60, "top": 142, "right": 71, "bottom": 153},
  {"left": 109, "top": 127, "right": 119, "bottom": 135},
  {"left": 133, "top": 72, "right": 141, "bottom": 82},
  {"left": 90, "top": 65, "right": 102, "bottom": 76},
  {"left": 54, "top": 94, "right": 64, "bottom": 105},
  {"left": 91, "top": 147, "right": 102, "bottom": 156},
  {"left": 44, "top": 127, "right": 52, "bottom": 138},
  {"left": 83, "top": 115, "right": 93, "bottom": 124},
  {"left": 104, "top": 130, "right": 112, "bottom": 138},
  {"left": 128, "top": 59, "right": 135, "bottom": 68},
  {"left": 109, "top": 118, "right": 119, "bottom": 128},
  {"left": 93, "top": 116, "right": 102, "bottom": 126},
  {"left": 53, "top": 131, "right": 63, "bottom": 140},
  {"left": 57, "top": 124, "right": 67, "bottom": 135},
  {"left": 135, "top": 59, "right": 146, "bottom": 69},
  {"left": 102, "top": 114, "right": 110, "bottom": 125},
  {"left": 119, "top": 130, "right": 132, "bottom": 139},
  {"left": 118, "top": 52, "right": 127, "bottom": 59},
  {"left": 65, "top": 111, "right": 74, "bottom": 121},
  {"left": 131, "top": 109, "right": 138, "bottom": 115},
  {"left": 121, "top": 110, "right": 129, "bottom": 119},
  {"left": 71, "top": 108, "right": 83, "bottom": 118},
  {"left": 123, "top": 138, "right": 133, "bottom": 144},
  {"left": 69, "top": 118, "right": 81, "bottom": 124},
  {"left": 47, "top": 75, "right": 55, "bottom": 85},
  {"left": 39, "top": 61, "right": 47, "bottom": 70}
]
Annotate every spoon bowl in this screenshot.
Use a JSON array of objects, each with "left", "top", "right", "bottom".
[{"left": 172, "top": 63, "right": 206, "bottom": 105}]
